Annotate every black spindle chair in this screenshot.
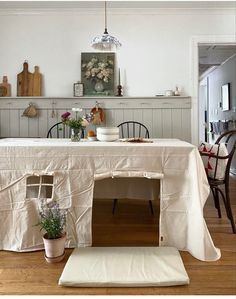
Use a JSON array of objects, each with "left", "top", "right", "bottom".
[
  {"left": 118, "top": 121, "right": 150, "bottom": 139},
  {"left": 47, "top": 122, "right": 84, "bottom": 138}
]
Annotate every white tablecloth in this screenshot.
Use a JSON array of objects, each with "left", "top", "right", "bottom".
[{"left": 0, "top": 138, "right": 220, "bottom": 261}]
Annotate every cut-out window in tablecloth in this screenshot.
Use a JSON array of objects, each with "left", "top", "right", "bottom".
[{"left": 26, "top": 175, "right": 54, "bottom": 199}]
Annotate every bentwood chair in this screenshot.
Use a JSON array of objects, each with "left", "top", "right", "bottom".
[
  {"left": 47, "top": 122, "right": 84, "bottom": 138},
  {"left": 112, "top": 121, "right": 154, "bottom": 215},
  {"left": 200, "top": 130, "right": 236, "bottom": 233}
]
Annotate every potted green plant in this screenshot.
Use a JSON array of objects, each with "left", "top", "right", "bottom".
[{"left": 37, "top": 200, "right": 67, "bottom": 263}]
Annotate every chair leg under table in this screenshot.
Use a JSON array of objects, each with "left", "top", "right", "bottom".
[
  {"left": 149, "top": 200, "right": 154, "bottom": 215},
  {"left": 112, "top": 198, "right": 118, "bottom": 215}
]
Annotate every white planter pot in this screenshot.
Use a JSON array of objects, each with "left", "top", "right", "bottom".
[{"left": 43, "top": 233, "right": 66, "bottom": 263}]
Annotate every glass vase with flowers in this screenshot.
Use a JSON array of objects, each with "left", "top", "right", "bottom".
[{"left": 61, "top": 108, "right": 93, "bottom": 142}]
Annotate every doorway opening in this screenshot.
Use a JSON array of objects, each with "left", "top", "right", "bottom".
[{"left": 198, "top": 44, "right": 236, "bottom": 143}]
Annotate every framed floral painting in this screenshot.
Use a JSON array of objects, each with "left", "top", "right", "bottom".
[{"left": 81, "top": 52, "right": 115, "bottom": 96}]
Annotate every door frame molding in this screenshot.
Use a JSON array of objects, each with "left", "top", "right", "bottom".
[{"left": 190, "top": 35, "right": 236, "bottom": 145}]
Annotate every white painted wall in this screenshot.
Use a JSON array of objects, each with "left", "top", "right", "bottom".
[{"left": 0, "top": 6, "right": 235, "bottom": 98}]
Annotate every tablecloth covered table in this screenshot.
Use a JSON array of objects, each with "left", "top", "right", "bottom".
[{"left": 0, "top": 138, "right": 220, "bottom": 261}]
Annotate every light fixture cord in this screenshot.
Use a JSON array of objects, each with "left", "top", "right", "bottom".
[{"left": 104, "top": 1, "right": 108, "bottom": 34}]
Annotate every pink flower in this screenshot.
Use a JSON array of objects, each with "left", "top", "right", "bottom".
[{"left": 61, "top": 112, "right": 71, "bottom": 120}]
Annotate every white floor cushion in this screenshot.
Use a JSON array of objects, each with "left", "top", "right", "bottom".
[{"left": 58, "top": 247, "right": 189, "bottom": 287}]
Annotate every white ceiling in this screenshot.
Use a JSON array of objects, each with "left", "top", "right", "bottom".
[
  {"left": 0, "top": 1, "right": 235, "bottom": 9},
  {"left": 199, "top": 45, "right": 236, "bottom": 78}
]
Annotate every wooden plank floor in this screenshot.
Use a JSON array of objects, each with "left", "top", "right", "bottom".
[{"left": 0, "top": 176, "right": 235, "bottom": 295}]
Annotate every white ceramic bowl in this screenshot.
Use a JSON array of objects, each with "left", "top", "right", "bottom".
[
  {"left": 97, "top": 127, "right": 119, "bottom": 135},
  {"left": 97, "top": 133, "right": 119, "bottom": 142}
]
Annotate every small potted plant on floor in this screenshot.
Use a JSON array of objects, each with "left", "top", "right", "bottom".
[{"left": 37, "top": 200, "right": 67, "bottom": 263}]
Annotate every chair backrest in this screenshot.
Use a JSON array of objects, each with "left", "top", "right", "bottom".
[
  {"left": 47, "top": 122, "right": 85, "bottom": 138},
  {"left": 47, "top": 122, "right": 71, "bottom": 138},
  {"left": 199, "top": 130, "right": 236, "bottom": 181},
  {"left": 117, "top": 121, "right": 150, "bottom": 138},
  {"left": 215, "top": 129, "right": 236, "bottom": 179}
]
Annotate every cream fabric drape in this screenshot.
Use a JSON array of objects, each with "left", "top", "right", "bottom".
[{"left": 0, "top": 138, "right": 220, "bottom": 261}]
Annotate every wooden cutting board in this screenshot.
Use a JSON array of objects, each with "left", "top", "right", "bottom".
[
  {"left": 91, "top": 106, "right": 105, "bottom": 125},
  {"left": 17, "top": 61, "right": 33, "bottom": 96},
  {"left": 32, "top": 66, "right": 42, "bottom": 96},
  {"left": 0, "top": 76, "right": 11, "bottom": 96}
]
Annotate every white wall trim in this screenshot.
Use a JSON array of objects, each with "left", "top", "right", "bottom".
[
  {"left": 190, "top": 35, "right": 236, "bottom": 146},
  {"left": 0, "top": 7, "right": 235, "bottom": 17}
]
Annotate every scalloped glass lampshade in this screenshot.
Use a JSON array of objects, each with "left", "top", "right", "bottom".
[
  {"left": 91, "top": 1, "right": 122, "bottom": 51},
  {"left": 91, "top": 32, "right": 122, "bottom": 51}
]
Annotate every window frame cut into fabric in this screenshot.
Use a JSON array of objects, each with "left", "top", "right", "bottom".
[{"left": 26, "top": 175, "right": 54, "bottom": 199}]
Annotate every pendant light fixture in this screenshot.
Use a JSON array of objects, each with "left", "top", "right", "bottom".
[{"left": 91, "top": 1, "right": 122, "bottom": 51}]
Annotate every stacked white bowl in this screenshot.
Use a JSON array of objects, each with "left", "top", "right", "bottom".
[{"left": 96, "top": 127, "right": 119, "bottom": 142}]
